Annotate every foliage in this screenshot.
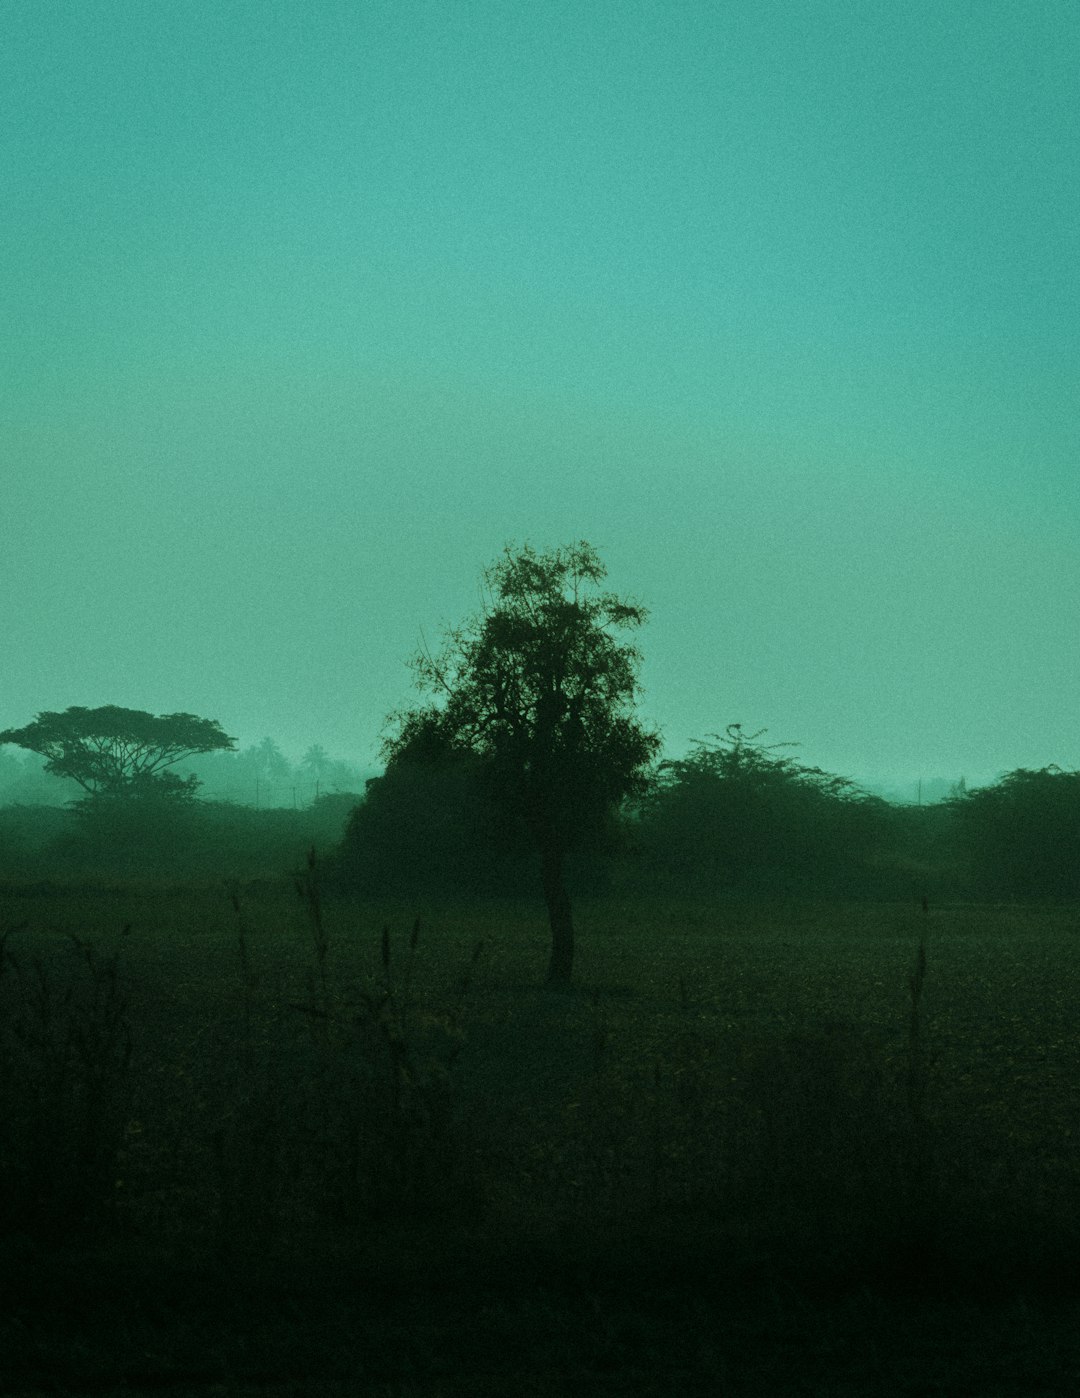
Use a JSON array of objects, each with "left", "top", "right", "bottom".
[
  {"left": 637, "top": 724, "right": 892, "bottom": 894},
  {"left": 0, "top": 706, "right": 236, "bottom": 802},
  {"left": 0, "top": 794, "right": 360, "bottom": 885},
  {"left": 387, "top": 542, "right": 659, "bottom": 844},
  {"left": 335, "top": 731, "right": 535, "bottom": 897},
  {"left": 945, "top": 766, "right": 1080, "bottom": 897},
  {"left": 383, "top": 541, "right": 660, "bottom": 981}
]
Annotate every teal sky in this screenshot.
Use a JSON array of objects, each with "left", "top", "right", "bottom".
[{"left": 3, "top": 1, "right": 1078, "bottom": 786}]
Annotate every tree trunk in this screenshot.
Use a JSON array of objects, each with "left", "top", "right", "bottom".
[{"left": 540, "top": 838, "right": 574, "bottom": 986}]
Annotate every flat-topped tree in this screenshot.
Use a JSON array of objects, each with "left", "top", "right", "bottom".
[
  {"left": 385, "top": 542, "right": 660, "bottom": 986},
  {"left": 0, "top": 706, "right": 237, "bottom": 802}
]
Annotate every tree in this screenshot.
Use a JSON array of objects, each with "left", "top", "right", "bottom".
[
  {"left": 301, "top": 744, "right": 331, "bottom": 783},
  {"left": 384, "top": 541, "right": 660, "bottom": 984},
  {"left": 0, "top": 706, "right": 237, "bottom": 802},
  {"left": 252, "top": 736, "right": 294, "bottom": 805}
]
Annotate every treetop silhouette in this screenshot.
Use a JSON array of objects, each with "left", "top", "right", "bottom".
[
  {"left": 0, "top": 705, "right": 237, "bottom": 801},
  {"left": 383, "top": 541, "right": 660, "bottom": 984}
]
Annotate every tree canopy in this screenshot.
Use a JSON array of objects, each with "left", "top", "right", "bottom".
[
  {"left": 383, "top": 541, "right": 660, "bottom": 983},
  {"left": 639, "top": 724, "right": 888, "bottom": 894},
  {"left": 0, "top": 706, "right": 237, "bottom": 802},
  {"left": 945, "top": 765, "right": 1080, "bottom": 898}
]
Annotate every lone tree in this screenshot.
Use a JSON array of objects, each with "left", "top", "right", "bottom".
[
  {"left": 0, "top": 705, "right": 237, "bottom": 802},
  {"left": 385, "top": 541, "right": 660, "bottom": 985}
]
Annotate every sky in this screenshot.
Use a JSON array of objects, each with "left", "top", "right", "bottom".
[{"left": 2, "top": 0, "right": 1078, "bottom": 788}]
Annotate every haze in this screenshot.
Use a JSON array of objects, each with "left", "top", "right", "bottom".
[{"left": 3, "top": 1, "right": 1078, "bottom": 790}]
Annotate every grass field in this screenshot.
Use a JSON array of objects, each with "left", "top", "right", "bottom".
[{"left": 2, "top": 884, "right": 1079, "bottom": 1394}]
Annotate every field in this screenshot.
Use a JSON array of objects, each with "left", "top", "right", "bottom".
[{"left": 2, "top": 885, "right": 1080, "bottom": 1395}]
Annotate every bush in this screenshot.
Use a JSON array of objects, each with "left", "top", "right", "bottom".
[
  {"left": 633, "top": 725, "right": 893, "bottom": 896},
  {"left": 947, "top": 767, "right": 1080, "bottom": 898}
]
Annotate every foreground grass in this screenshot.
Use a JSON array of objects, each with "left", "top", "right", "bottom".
[{"left": 2, "top": 886, "right": 1080, "bottom": 1393}]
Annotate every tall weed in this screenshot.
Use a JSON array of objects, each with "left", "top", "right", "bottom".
[{"left": 0, "top": 925, "right": 133, "bottom": 1244}]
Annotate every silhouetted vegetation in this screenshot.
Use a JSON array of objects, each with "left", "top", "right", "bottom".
[
  {"left": 329, "top": 737, "right": 1080, "bottom": 912},
  {"left": 7, "top": 748, "right": 1080, "bottom": 909},
  {"left": 382, "top": 541, "right": 660, "bottom": 983},
  {"left": 336, "top": 732, "right": 536, "bottom": 897},
  {"left": 630, "top": 723, "right": 895, "bottom": 897},
  {"left": 3, "top": 542, "right": 1080, "bottom": 1389},
  {"left": 939, "top": 765, "right": 1080, "bottom": 897},
  {"left": 0, "top": 705, "right": 237, "bottom": 801},
  {"left": 0, "top": 793, "right": 361, "bottom": 888},
  {"left": 4, "top": 543, "right": 1077, "bottom": 909}
]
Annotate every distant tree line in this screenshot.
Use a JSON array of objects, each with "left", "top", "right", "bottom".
[
  {"left": 0, "top": 707, "right": 364, "bottom": 885},
  {"left": 3, "top": 543, "right": 1079, "bottom": 915},
  {"left": 331, "top": 738, "right": 1080, "bottom": 905},
  {"left": 4, "top": 732, "right": 1078, "bottom": 904},
  {"left": 177, "top": 738, "right": 365, "bottom": 809},
  {"left": 0, "top": 723, "right": 364, "bottom": 811}
]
